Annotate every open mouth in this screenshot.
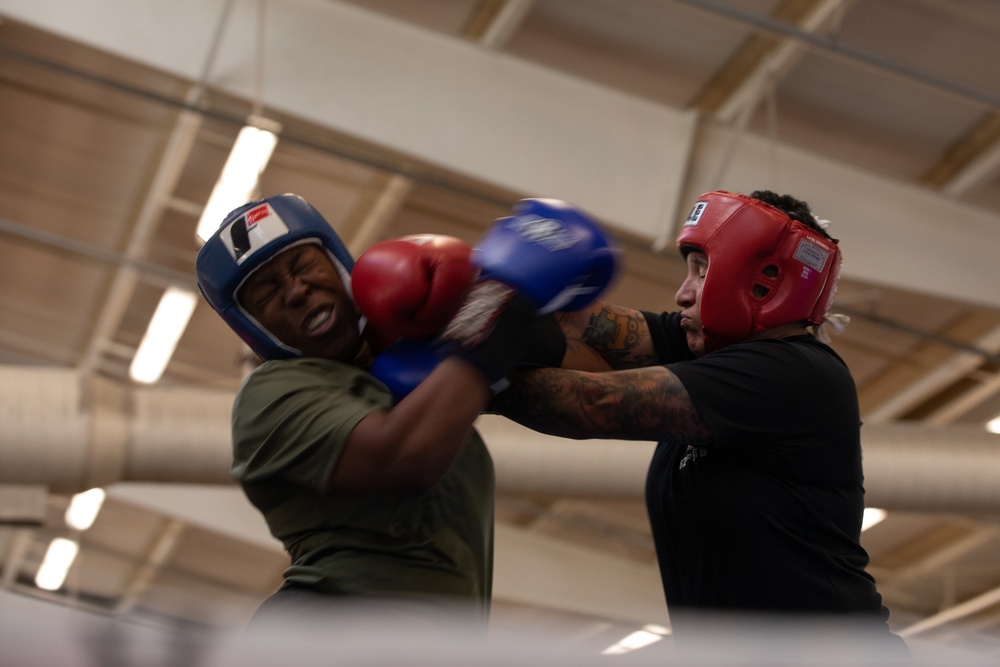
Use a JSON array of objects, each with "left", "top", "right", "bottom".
[{"left": 303, "top": 306, "right": 335, "bottom": 337}]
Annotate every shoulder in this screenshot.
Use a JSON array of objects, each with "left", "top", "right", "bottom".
[
  {"left": 241, "top": 357, "right": 363, "bottom": 386},
  {"left": 669, "top": 337, "right": 857, "bottom": 436},
  {"left": 231, "top": 358, "right": 391, "bottom": 460},
  {"left": 674, "top": 336, "right": 851, "bottom": 385},
  {"left": 759, "top": 335, "right": 850, "bottom": 371},
  {"left": 713, "top": 335, "right": 842, "bottom": 363},
  {"left": 236, "top": 358, "right": 383, "bottom": 408}
]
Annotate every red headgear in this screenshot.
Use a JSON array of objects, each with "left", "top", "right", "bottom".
[{"left": 676, "top": 191, "right": 842, "bottom": 352}]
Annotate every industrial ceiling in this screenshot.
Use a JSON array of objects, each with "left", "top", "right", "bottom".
[{"left": 1, "top": 0, "right": 1000, "bottom": 660}]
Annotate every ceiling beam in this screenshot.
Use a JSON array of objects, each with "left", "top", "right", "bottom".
[
  {"left": 673, "top": 0, "right": 1000, "bottom": 111},
  {"left": 75, "top": 103, "right": 204, "bottom": 377},
  {"left": 875, "top": 522, "right": 1000, "bottom": 586},
  {"left": 0, "top": 527, "right": 35, "bottom": 589},
  {"left": 924, "top": 113, "right": 1000, "bottom": 196},
  {"left": 860, "top": 319, "right": 1000, "bottom": 424},
  {"left": 900, "top": 583, "right": 1000, "bottom": 638},
  {"left": 463, "top": 0, "right": 536, "bottom": 49},
  {"left": 343, "top": 172, "right": 414, "bottom": 257},
  {"left": 0, "top": 0, "right": 697, "bottom": 241},
  {"left": 113, "top": 518, "right": 185, "bottom": 616},
  {"left": 693, "top": 0, "right": 850, "bottom": 122},
  {"left": 4, "top": 0, "right": 1000, "bottom": 309}
]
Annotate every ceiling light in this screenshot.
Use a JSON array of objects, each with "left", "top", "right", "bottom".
[
  {"left": 195, "top": 116, "right": 281, "bottom": 243},
  {"left": 129, "top": 287, "right": 198, "bottom": 384},
  {"left": 65, "top": 488, "right": 106, "bottom": 531},
  {"left": 862, "top": 507, "right": 887, "bottom": 532},
  {"left": 986, "top": 416, "right": 1000, "bottom": 434},
  {"left": 601, "top": 623, "right": 671, "bottom": 655},
  {"left": 35, "top": 538, "right": 79, "bottom": 591}
]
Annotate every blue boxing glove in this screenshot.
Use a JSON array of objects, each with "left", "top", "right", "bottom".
[
  {"left": 472, "top": 198, "right": 621, "bottom": 313},
  {"left": 436, "top": 199, "right": 619, "bottom": 391},
  {"left": 369, "top": 339, "right": 444, "bottom": 401}
]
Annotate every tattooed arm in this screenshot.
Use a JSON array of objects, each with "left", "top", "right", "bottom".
[
  {"left": 491, "top": 365, "right": 712, "bottom": 446},
  {"left": 557, "top": 301, "right": 659, "bottom": 370}
]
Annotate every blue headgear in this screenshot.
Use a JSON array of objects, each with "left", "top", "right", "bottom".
[{"left": 195, "top": 193, "right": 356, "bottom": 360}]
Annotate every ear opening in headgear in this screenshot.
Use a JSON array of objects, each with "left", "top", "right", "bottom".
[{"left": 751, "top": 264, "right": 780, "bottom": 299}]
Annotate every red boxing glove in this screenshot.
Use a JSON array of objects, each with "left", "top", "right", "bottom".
[{"left": 352, "top": 234, "right": 478, "bottom": 353}]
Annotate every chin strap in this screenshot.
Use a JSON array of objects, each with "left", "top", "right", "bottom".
[{"left": 812, "top": 313, "right": 851, "bottom": 344}]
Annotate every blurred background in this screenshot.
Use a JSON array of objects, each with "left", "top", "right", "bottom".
[{"left": 1, "top": 0, "right": 1000, "bottom": 662}]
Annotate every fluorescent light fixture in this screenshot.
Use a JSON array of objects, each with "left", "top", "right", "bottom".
[
  {"left": 129, "top": 287, "right": 199, "bottom": 384},
  {"left": 862, "top": 507, "right": 887, "bottom": 532},
  {"left": 987, "top": 416, "right": 1000, "bottom": 434},
  {"left": 65, "top": 488, "right": 106, "bottom": 531},
  {"left": 602, "top": 624, "right": 671, "bottom": 655},
  {"left": 35, "top": 538, "right": 79, "bottom": 591},
  {"left": 195, "top": 116, "right": 281, "bottom": 242}
]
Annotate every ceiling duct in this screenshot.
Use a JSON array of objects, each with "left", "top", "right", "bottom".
[{"left": 3, "top": 366, "right": 1000, "bottom": 512}]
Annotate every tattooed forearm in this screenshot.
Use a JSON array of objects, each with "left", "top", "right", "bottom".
[
  {"left": 492, "top": 366, "right": 712, "bottom": 446},
  {"left": 559, "top": 305, "right": 658, "bottom": 369}
]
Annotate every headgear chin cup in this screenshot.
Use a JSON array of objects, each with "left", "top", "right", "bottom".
[
  {"left": 195, "top": 193, "right": 355, "bottom": 360},
  {"left": 676, "top": 190, "right": 842, "bottom": 353}
]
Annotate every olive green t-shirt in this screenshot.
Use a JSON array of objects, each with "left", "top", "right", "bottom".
[{"left": 231, "top": 358, "right": 495, "bottom": 611}]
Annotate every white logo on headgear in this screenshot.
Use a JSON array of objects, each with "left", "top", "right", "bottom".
[
  {"left": 683, "top": 201, "right": 709, "bottom": 227},
  {"left": 220, "top": 204, "right": 291, "bottom": 265},
  {"left": 793, "top": 238, "right": 830, "bottom": 273}
]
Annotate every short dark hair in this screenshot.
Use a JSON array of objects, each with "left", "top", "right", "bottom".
[{"left": 749, "top": 190, "right": 835, "bottom": 242}]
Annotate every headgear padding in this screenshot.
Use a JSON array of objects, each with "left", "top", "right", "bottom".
[
  {"left": 196, "top": 193, "right": 355, "bottom": 360},
  {"left": 676, "top": 191, "right": 841, "bottom": 352}
]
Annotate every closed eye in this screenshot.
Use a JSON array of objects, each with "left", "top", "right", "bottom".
[
  {"left": 250, "top": 283, "right": 278, "bottom": 309},
  {"left": 287, "top": 250, "right": 318, "bottom": 277}
]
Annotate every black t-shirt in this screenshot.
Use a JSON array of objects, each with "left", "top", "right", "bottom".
[{"left": 642, "top": 312, "right": 889, "bottom": 623}]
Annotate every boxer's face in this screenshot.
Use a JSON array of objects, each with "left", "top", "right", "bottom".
[
  {"left": 239, "top": 243, "right": 362, "bottom": 361},
  {"left": 675, "top": 251, "right": 707, "bottom": 357}
]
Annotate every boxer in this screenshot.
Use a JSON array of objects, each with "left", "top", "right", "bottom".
[
  {"left": 195, "top": 193, "right": 618, "bottom": 629},
  {"left": 489, "top": 190, "right": 908, "bottom": 655}
]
